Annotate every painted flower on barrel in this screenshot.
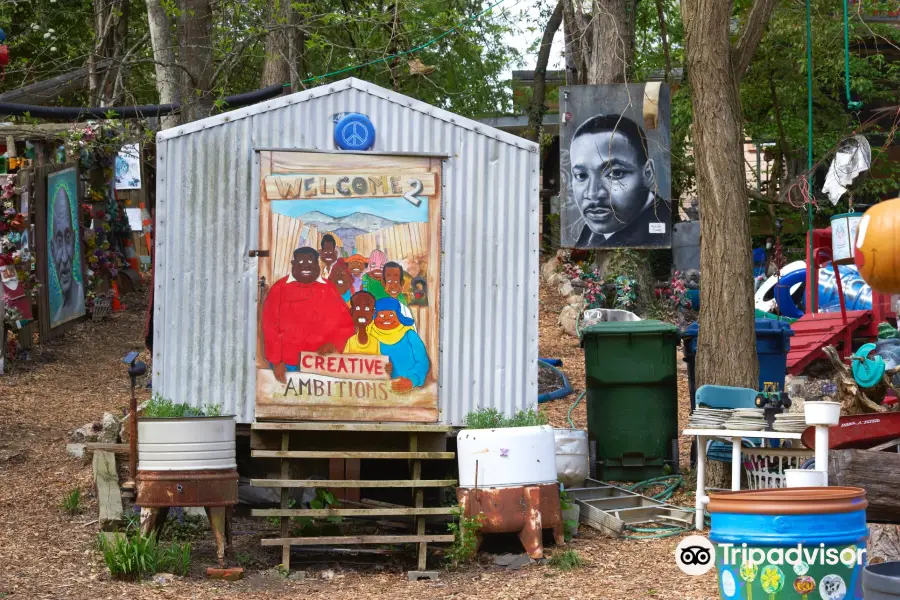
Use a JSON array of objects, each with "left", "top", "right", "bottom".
[
  {"left": 839, "top": 546, "right": 858, "bottom": 567},
  {"left": 793, "top": 575, "right": 816, "bottom": 599},
  {"left": 760, "top": 565, "right": 784, "bottom": 598},
  {"left": 740, "top": 561, "right": 759, "bottom": 600},
  {"left": 792, "top": 561, "right": 809, "bottom": 576}
]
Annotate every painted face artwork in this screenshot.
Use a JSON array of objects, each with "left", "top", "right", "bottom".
[
  {"left": 329, "top": 261, "right": 353, "bottom": 295},
  {"left": 348, "top": 258, "right": 366, "bottom": 277},
  {"left": 383, "top": 265, "right": 403, "bottom": 299},
  {"left": 376, "top": 309, "right": 400, "bottom": 330},
  {"left": 350, "top": 293, "right": 375, "bottom": 327},
  {"left": 321, "top": 240, "right": 337, "bottom": 266},
  {"left": 291, "top": 250, "right": 320, "bottom": 283},
  {"left": 51, "top": 188, "right": 75, "bottom": 298},
  {"left": 570, "top": 130, "right": 654, "bottom": 235}
]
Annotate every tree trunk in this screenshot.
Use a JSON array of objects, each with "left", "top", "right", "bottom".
[
  {"left": 90, "top": 0, "right": 131, "bottom": 106},
  {"left": 261, "top": 0, "right": 297, "bottom": 90},
  {"left": 526, "top": 1, "right": 564, "bottom": 144},
  {"left": 147, "top": 0, "right": 179, "bottom": 129},
  {"left": 683, "top": 0, "right": 760, "bottom": 390},
  {"left": 587, "top": 0, "right": 634, "bottom": 85},
  {"left": 178, "top": 0, "right": 214, "bottom": 124}
]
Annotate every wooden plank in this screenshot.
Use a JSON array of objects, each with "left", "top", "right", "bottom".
[
  {"left": 250, "top": 479, "right": 456, "bottom": 488},
  {"left": 280, "top": 432, "right": 290, "bottom": 569},
  {"left": 251, "top": 450, "right": 454, "bottom": 459},
  {"left": 85, "top": 443, "right": 130, "bottom": 455},
  {"left": 251, "top": 422, "right": 451, "bottom": 433},
  {"left": 261, "top": 534, "right": 454, "bottom": 547},
  {"left": 93, "top": 450, "right": 123, "bottom": 530},
  {"left": 252, "top": 507, "right": 455, "bottom": 518}
]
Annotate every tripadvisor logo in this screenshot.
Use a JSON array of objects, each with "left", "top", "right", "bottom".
[{"left": 719, "top": 543, "right": 865, "bottom": 568}]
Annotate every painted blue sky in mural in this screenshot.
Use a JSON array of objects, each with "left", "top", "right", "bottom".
[{"left": 271, "top": 197, "right": 428, "bottom": 223}]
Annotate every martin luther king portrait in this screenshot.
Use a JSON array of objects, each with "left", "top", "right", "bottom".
[{"left": 560, "top": 84, "right": 673, "bottom": 249}]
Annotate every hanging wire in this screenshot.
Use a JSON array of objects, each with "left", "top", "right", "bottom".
[{"left": 842, "top": 0, "right": 864, "bottom": 112}]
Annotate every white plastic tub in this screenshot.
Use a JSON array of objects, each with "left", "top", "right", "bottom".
[
  {"left": 804, "top": 401, "right": 841, "bottom": 426},
  {"left": 785, "top": 469, "right": 827, "bottom": 488},
  {"left": 457, "top": 425, "right": 557, "bottom": 488},
  {"left": 138, "top": 416, "right": 236, "bottom": 471}
]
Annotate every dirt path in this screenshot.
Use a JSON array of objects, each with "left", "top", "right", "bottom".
[{"left": 0, "top": 290, "right": 717, "bottom": 599}]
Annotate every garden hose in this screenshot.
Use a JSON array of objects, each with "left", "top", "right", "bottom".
[
  {"left": 567, "top": 390, "right": 585, "bottom": 429},
  {"left": 620, "top": 475, "right": 695, "bottom": 540}
]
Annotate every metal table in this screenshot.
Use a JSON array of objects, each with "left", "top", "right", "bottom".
[{"left": 682, "top": 428, "right": 804, "bottom": 531}]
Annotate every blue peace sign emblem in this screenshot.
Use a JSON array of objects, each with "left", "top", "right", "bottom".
[{"left": 334, "top": 113, "right": 376, "bottom": 151}]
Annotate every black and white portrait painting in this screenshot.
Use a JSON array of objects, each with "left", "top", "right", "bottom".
[{"left": 560, "top": 83, "right": 672, "bottom": 249}]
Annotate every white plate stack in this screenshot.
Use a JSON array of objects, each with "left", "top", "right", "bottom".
[
  {"left": 723, "top": 408, "right": 768, "bottom": 431},
  {"left": 772, "top": 413, "right": 809, "bottom": 433},
  {"left": 688, "top": 408, "right": 733, "bottom": 429}
]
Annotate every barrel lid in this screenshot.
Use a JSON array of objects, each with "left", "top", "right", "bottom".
[
  {"left": 707, "top": 487, "right": 868, "bottom": 515},
  {"left": 830, "top": 212, "right": 864, "bottom": 220},
  {"left": 581, "top": 319, "right": 678, "bottom": 336}
]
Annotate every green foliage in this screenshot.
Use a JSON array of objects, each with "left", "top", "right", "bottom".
[
  {"left": 267, "top": 490, "right": 343, "bottom": 536},
  {"left": 0, "top": 0, "right": 518, "bottom": 120},
  {"left": 60, "top": 488, "right": 82, "bottom": 515},
  {"left": 96, "top": 532, "right": 191, "bottom": 581},
  {"left": 548, "top": 549, "right": 585, "bottom": 571},
  {"left": 463, "top": 406, "right": 548, "bottom": 429},
  {"left": 741, "top": 0, "right": 900, "bottom": 208},
  {"left": 445, "top": 505, "right": 484, "bottom": 568},
  {"left": 162, "top": 514, "right": 208, "bottom": 543},
  {"left": 559, "top": 489, "right": 573, "bottom": 511},
  {"left": 143, "top": 394, "right": 222, "bottom": 418}
]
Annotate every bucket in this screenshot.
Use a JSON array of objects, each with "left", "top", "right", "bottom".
[
  {"left": 785, "top": 469, "right": 826, "bottom": 488},
  {"left": 554, "top": 428, "right": 589, "bottom": 489},
  {"left": 864, "top": 561, "right": 900, "bottom": 600},
  {"left": 805, "top": 401, "right": 841, "bottom": 426},
  {"left": 831, "top": 213, "right": 863, "bottom": 265},
  {"left": 708, "top": 487, "right": 868, "bottom": 600}
]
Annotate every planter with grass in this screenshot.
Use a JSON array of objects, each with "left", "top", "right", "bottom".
[
  {"left": 456, "top": 408, "right": 564, "bottom": 559},
  {"left": 135, "top": 396, "right": 237, "bottom": 567}
]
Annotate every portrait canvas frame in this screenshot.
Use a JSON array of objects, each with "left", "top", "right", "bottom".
[
  {"left": 559, "top": 83, "right": 673, "bottom": 249},
  {"left": 35, "top": 163, "right": 86, "bottom": 340}
]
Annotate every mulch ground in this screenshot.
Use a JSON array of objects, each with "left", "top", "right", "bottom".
[{"left": 0, "top": 286, "right": 718, "bottom": 599}]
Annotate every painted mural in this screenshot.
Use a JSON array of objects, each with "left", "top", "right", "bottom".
[
  {"left": 47, "top": 167, "right": 86, "bottom": 328},
  {"left": 256, "top": 152, "right": 441, "bottom": 422}
]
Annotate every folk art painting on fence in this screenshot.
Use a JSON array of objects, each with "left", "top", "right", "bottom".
[{"left": 256, "top": 152, "right": 441, "bottom": 422}]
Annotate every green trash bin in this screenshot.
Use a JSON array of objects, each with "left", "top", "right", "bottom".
[{"left": 581, "top": 320, "right": 679, "bottom": 482}]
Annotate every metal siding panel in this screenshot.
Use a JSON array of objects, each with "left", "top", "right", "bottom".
[{"left": 154, "top": 83, "right": 539, "bottom": 425}]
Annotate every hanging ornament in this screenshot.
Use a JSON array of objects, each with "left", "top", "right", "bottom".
[{"left": 0, "top": 28, "right": 6, "bottom": 42}]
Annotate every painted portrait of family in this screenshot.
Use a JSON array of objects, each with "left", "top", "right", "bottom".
[{"left": 255, "top": 152, "right": 441, "bottom": 422}]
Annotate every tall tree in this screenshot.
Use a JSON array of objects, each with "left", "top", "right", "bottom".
[
  {"left": 681, "top": 0, "right": 777, "bottom": 389},
  {"left": 146, "top": 0, "right": 179, "bottom": 128},
  {"left": 89, "top": 0, "right": 132, "bottom": 106},
  {"left": 260, "top": 0, "right": 298, "bottom": 89},
  {"left": 178, "top": 0, "right": 214, "bottom": 123},
  {"left": 526, "top": 1, "right": 564, "bottom": 144},
  {"left": 561, "top": 0, "right": 637, "bottom": 85}
]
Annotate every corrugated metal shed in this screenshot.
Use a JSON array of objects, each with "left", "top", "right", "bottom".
[{"left": 154, "top": 78, "right": 539, "bottom": 425}]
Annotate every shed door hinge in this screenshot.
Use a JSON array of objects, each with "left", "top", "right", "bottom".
[{"left": 249, "top": 250, "right": 270, "bottom": 258}]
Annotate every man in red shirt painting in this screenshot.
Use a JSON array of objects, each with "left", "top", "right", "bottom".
[{"left": 262, "top": 247, "right": 355, "bottom": 383}]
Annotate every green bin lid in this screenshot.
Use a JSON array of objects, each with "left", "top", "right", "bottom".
[{"left": 581, "top": 319, "right": 678, "bottom": 336}]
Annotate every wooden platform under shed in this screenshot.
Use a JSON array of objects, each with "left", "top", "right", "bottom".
[{"left": 249, "top": 421, "right": 457, "bottom": 572}]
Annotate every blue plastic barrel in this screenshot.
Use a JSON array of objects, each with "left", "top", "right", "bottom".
[{"left": 708, "top": 488, "right": 868, "bottom": 600}]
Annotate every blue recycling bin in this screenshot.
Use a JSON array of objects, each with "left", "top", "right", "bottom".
[{"left": 681, "top": 318, "right": 794, "bottom": 410}]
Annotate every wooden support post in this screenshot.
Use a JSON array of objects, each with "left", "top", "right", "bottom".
[
  {"left": 410, "top": 432, "right": 427, "bottom": 571},
  {"left": 93, "top": 450, "right": 123, "bottom": 531},
  {"left": 206, "top": 506, "right": 228, "bottom": 568},
  {"left": 280, "top": 431, "right": 290, "bottom": 570}
]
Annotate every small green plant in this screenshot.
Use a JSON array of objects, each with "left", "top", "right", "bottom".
[
  {"left": 274, "top": 563, "right": 290, "bottom": 578},
  {"left": 548, "top": 549, "right": 585, "bottom": 571},
  {"left": 96, "top": 532, "right": 191, "bottom": 580},
  {"left": 445, "top": 505, "right": 484, "bottom": 568},
  {"left": 143, "top": 394, "right": 222, "bottom": 418},
  {"left": 463, "top": 406, "right": 548, "bottom": 429},
  {"left": 163, "top": 513, "right": 208, "bottom": 543},
  {"left": 60, "top": 488, "right": 82, "bottom": 515},
  {"left": 559, "top": 489, "right": 578, "bottom": 541},
  {"left": 120, "top": 510, "right": 141, "bottom": 535}
]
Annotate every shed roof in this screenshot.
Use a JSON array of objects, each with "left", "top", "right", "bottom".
[{"left": 157, "top": 78, "right": 538, "bottom": 153}]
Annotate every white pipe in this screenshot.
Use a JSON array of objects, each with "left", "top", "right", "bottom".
[
  {"left": 731, "top": 437, "right": 742, "bottom": 491},
  {"left": 815, "top": 425, "right": 829, "bottom": 484},
  {"left": 695, "top": 436, "right": 706, "bottom": 531}
]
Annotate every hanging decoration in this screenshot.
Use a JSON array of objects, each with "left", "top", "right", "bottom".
[
  {"left": 64, "top": 122, "right": 135, "bottom": 313},
  {"left": 1, "top": 174, "right": 39, "bottom": 331}
]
